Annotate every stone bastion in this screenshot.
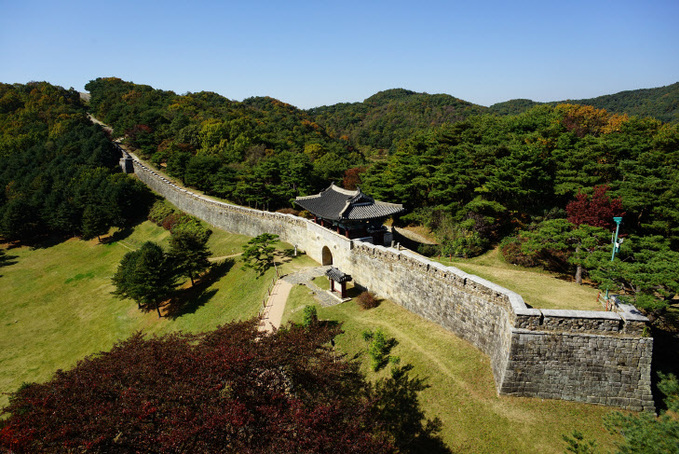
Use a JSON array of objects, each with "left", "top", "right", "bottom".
[{"left": 126, "top": 151, "right": 655, "bottom": 411}]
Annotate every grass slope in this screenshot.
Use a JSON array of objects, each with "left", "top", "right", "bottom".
[
  {"left": 1, "top": 220, "right": 621, "bottom": 452},
  {"left": 437, "top": 248, "right": 602, "bottom": 311},
  {"left": 283, "top": 286, "right": 619, "bottom": 453},
  {"left": 0, "top": 221, "right": 304, "bottom": 409}
]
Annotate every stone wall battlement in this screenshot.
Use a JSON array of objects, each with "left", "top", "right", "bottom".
[{"left": 127, "top": 152, "right": 654, "bottom": 411}]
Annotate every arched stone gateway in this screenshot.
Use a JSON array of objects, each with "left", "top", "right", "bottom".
[{"left": 321, "top": 246, "right": 333, "bottom": 266}]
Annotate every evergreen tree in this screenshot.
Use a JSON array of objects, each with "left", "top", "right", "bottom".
[
  {"left": 112, "top": 242, "right": 176, "bottom": 317},
  {"left": 167, "top": 219, "right": 212, "bottom": 285},
  {"left": 241, "top": 233, "right": 279, "bottom": 277}
]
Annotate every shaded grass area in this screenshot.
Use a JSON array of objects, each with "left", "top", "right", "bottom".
[
  {"left": 282, "top": 290, "right": 620, "bottom": 453},
  {"left": 0, "top": 221, "right": 306, "bottom": 409},
  {"left": 436, "top": 247, "right": 602, "bottom": 311}
]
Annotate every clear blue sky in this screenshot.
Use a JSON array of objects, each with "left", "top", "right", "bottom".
[{"left": 1, "top": 0, "right": 678, "bottom": 109}]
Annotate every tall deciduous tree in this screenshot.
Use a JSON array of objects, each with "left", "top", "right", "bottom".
[{"left": 566, "top": 184, "right": 624, "bottom": 229}]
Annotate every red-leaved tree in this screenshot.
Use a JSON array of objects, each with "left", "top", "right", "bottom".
[
  {"left": 343, "top": 166, "right": 367, "bottom": 190},
  {"left": 0, "top": 319, "right": 450, "bottom": 454},
  {"left": 566, "top": 185, "right": 624, "bottom": 229}
]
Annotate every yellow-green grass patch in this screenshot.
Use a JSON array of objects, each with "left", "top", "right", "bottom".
[
  {"left": 0, "top": 222, "right": 310, "bottom": 408},
  {"left": 437, "top": 248, "right": 602, "bottom": 311}
]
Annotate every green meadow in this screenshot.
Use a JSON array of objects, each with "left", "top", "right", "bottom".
[{"left": 0, "top": 221, "right": 307, "bottom": 409}]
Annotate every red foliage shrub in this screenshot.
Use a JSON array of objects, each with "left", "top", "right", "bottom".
[
  {"left": 357, "top": 291, "right": 380, "bottom": 310},
  {"left": 566, "top": 185, "right": 624, "bottom": 229},
  {"left": 161, "top": 212, "right": 186, "bottom": 231},
  {"left": 0, "top": 320, "right": 448, "bottom": 453}
]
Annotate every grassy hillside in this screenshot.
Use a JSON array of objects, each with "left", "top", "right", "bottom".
[
  {"left": 0, "top": 221, "right": 311, "bottom": 409},
  {"left": 438, "top": 248, "right": 602, "bottom": 311}
]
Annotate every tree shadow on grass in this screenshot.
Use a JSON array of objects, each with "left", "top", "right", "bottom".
[
  {"left": 274, "top": 248, "right": 299, "bottom": 266},
  {"left": 102, "top": 226, "right": 135, "bottom": 244},
  {"left": 0, "top": 249, "right": 19, "bottom": 277},
  {"left": 164, "top": 259, "right": 234, "bottom": 319},
  {"left": 22, "top": 234, "right": 70, "bottom": 250}
]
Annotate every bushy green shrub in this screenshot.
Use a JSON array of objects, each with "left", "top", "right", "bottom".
[
  {"left": 499, "top": 235, "right": 540, "bottom": 267},
  {"left": 417, "top": 243, "right": 440, "bottom": 257},
  {"left": 362, "top": 329, "right": 398, "bottom": 372},
  {"left": 302, "top": 305, "right": 318, "bottom": 327},
  {"left": 440, "top": 226, "right": 487, "bottom": 258},
  {"left": 148, "top": 200, "right": 175, "bottom": 226}
]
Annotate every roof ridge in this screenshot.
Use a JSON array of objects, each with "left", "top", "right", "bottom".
[{"left": 330, "top": 183, "right": 359, "bottom": 196}]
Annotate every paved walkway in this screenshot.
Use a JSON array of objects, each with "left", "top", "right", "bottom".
[
  {"left": 258, "top": 266, "right": 346, "bottom": 333},
  {"left": 259, "top": 279, "right": 293, "bottom": 333}
]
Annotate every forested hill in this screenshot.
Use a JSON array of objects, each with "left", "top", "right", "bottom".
[
  {"left": 489, "top": 82, "right": 679, "bottom": 122},
  {"left": 307, "top": 89, "right": 488, "bottom": 151},
  {"left": 0, "top": 82, "right": 150, "bottom": 241},
  {"left": 85, "top": 77, "right": 359, "bottom": 211}
]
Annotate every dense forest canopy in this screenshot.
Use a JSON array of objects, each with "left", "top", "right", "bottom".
[
  {"left": 83, "top": 77, "right": 679, "bottom": 315},
  {"left": 0, "top": 82, "right": 150, "bottom": 241},
  {"left": 85, "top": 77, "right": 359, "bottom": 211},
  {"left": 82, "top": 78, "right": 679, "bottom": 247},
  {"left": 307, "top": 88, "right": 487, "bottom": 151}
]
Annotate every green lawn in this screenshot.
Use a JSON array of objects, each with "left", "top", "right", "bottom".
[
  {"left": 436, "top": 247, "right": 602, "bottom": 311},
  {"left": 0, "top": 221, "right": 306, "bottom": 409},
  {"left": 282, "top": 287, "right": 620, "bottom": 453}
]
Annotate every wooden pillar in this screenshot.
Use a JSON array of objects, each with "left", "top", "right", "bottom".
[{"left": 340, "top": 282, "right": 347, "bottom": 298}]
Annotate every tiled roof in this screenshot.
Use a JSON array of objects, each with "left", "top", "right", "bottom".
[
  {"left": 295, "top": 184, "right": 404, "bottom": 221},
  {"left": 325, "top": 267, "right": 352, "bottom": 283}
]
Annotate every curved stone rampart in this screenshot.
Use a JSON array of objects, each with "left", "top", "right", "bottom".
[{"left": 128, "top": 152, "right": 654, "bottom": 411}]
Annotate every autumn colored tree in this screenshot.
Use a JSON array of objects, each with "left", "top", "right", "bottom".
[
  {"left": 0, "top": 320, "right": 450, "bottom": 453},
  {"left": 566, "top": 185, "right": 624, "bottom": 229},
  {"left": 343, "top": 166, "right": 367, "bottom": 190}
]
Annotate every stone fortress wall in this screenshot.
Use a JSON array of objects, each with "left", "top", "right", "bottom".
[{"left": 128, "top": 151, "right": 655, "bottom": 411}]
